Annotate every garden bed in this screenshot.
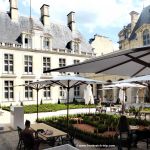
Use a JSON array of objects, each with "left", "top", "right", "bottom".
[{"left": 38, "top": 113, "right": 150, "bottom": 145}]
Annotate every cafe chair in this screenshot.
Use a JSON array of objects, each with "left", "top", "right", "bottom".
[
  {"left": 62, "top": 129, "right": 76, "bottom": 147},
  {"left": 17, "top": 126, "right": 24, "bottom": 150},
  {"left": 22, "top": 132, "right": 35, "bottom": 150},
  {"left": 47, "top": 137, "right": 56, "bottom": 147},
  {"left": 21, "top": 130, "right": 41, "bottom": 150},
  {"left": 117, "top": 131, "right": 132, "bottom": 150},
  {"left": 136, "top": 129, "right": 150, "bottom": 149}
]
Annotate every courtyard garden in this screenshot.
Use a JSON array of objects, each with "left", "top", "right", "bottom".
[{"left": 38, "top": 113, "right": 150, "bottom": 145}]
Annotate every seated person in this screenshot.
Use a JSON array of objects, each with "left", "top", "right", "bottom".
[
  {"left": 22, "top": 120, "right": 40, "bottom": 150},
  {"left": 117, "top": 115, "right": 136, "bottom": 149},
  {"left": 117, "top": 115, "right": 130, "bottom": 134}
]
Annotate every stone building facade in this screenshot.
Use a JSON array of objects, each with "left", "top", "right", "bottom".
[
  {"left": 89, "top": 34, "right": 115, "bottom": 56},
  {"left": 0, "top": 0, "right": 96, "bottom": 106},
  {"left": 118, "top": 5, "right": 150, "bottom": 50}
]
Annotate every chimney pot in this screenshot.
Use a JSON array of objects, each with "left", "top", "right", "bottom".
[
  {"left": 40, "top": 4, "right": 50, "bottom": 27},
  {"left": 130, "top": 11, "right": 139, "bottom": 31},
  {"left": 9, "top": 0, "right": 19, "bottom": 22},
  {"left": 67, "top": 11, "right": 76, "bottom": 31}
]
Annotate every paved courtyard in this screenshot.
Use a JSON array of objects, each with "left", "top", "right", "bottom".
[{"left": 0, "top": 108, "right": 149, "bottom": 149}]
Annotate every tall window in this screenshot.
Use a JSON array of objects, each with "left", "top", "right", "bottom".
[
  {"left": 59, "top": 86, "right": 65, "bottom": 97},
  {"left": 74, "top": 86, "right": 80, "bottom": 97},
  {"left": 24, "top": 55, "right": 32, "bottom": 74},
  {"left": 43, "top": 37, "right": 50, "bottom": 49},
  {"left": 4, "top": 81, "right": 14, "bottom": 100},
  {"left": 59, "top": 58, "right": 66, "bottom": 74},
  {"left": 25, "top": 34, "right": 32, "bottom": 49},
  {"left": 43, "top": 87, "right": 51, "bottom": 99},
  {"left": 4, "top": 54, "right": 13, "bottom": 73},
  {"left": 43, "top": 57, "right": 51, "bottom": 73},
  {"left": 74, "top": 42, "right": 79, "bottom": 52},
  {"left": 74, "top": 59, "right": 80, "bottom": 75},
  {"left": 143, "top": 29, "right": 150, "bottom": 45},
  {"left": 25, "top": 81, "right": 33, "bottom": 100}
]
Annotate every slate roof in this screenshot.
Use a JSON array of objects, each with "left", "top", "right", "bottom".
[
  {"left": 129, "top": 5, "right": 150, "bottom": 40},
  {"left": 0, "top": 12, "right": 93, "bottom": 52}
]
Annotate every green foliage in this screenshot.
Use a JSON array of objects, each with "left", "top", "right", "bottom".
[
  {"left": 2, "top": 103, "right": 95, "bottom": 114},
  {"left": 97, "top": 124, "right": 107, "bottom": 133},
  {"left": 39, "top": 114, "right": 117, "bottom": 145},
  {"left": 38, "top": 113, "right": 150, "bottom": 145},
  {"left": 143, "top": 107, "right": 150, "bottom": 111}
]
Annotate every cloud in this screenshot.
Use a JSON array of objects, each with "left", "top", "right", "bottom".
[
  {"left": 0, "top": 0, "right": 9, "bottom": 12},
  {"left": 21, "top": 0, "right": 145, "bottom": 30},
  {"left": 2, "top": 0, "right": 150, "bottom": 45}
]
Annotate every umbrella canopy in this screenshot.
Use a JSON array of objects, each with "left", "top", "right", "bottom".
[
  {"left": 103, "top": 83, "right": 146, "bottom": 89},
  {"left": 84, "top": 84, "right": 94, "bottom": 105},
  {"left": 44, "top": 46, "right": 150, "bottom": 77},
  {"left": 38, "top": 75, "right": 104, "bottom": 134},
  {"left": 104, "top": 83, "right": 145, "bottom": 105},
  {"left": 119, "top": 89, "right": 126, "bottom": 103},
  {"left": 16, "top": 80, "right": 56, "bottom": 122},
  {"left": 116, "top": 75, "right": 150, "bottom": 84},
  {"left": 117, "top": 75, "right": 150, "bottom": 103}
]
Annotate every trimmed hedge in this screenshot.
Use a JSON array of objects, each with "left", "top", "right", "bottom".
[{"left": 38, "top": 113, "right": 150, "bottom": 145}]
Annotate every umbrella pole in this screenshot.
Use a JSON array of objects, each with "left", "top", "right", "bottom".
[
  {"left": 37, "top": 88, "right": 39, "bottom": 122},
  {"left": 67, "top": 87, "right": 69, "bottom": 134},
  {"left": 67, "top": 81, "right": 70, "bottom": 136},
  {"left": 122, "top": 89, "right": 125, "bottom": 114}
]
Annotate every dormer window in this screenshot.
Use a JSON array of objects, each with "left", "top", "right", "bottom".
[
  {"left": 25, "top": 34, "right": 32, "bottom": 49},
  {"left": 43, "top": 37, "right": 50, "bottom": 49},
  {"left": 73, "top": 38, "right": 80, "bottom": 53},
  {"left": 143, "top": 29, "right": 150, "bottom": 46},
  {"left": 74, "top": 41, "right": 79, "bottom": 52}
]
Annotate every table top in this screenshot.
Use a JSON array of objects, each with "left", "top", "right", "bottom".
[
  {"left": 44, "top": 144, "right": 79, "bottom": 150},
  {"left": 31, "top": 123, "right": 67, "bottom": 139},
  {"left": 130, "top": 125, "right": 139, "bottom": 130}
]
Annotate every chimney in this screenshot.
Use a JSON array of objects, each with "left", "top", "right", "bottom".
[
  {"left": 40, "top": 4, "right": 50, "bottom": 27},
  {"left": 67, "top": 11, "right": 76, "bottom": 31},
  {"left": 9, "top": 0, "right": 19, "bottom": 22},
  {"left": 130, "top": 11, "right": 139, "bottom": 31}
]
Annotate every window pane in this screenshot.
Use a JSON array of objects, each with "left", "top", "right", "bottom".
[
  {"left": 10, "top": 92, "right": 13, "bottom": 98},
  {"left": 5, "top": 66, "right": 8, "bottom": 71},
  {"left": 5, "top": 92, "right": 8, "bottom": 98}
]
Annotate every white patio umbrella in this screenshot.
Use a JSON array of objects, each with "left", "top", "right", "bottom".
[
  {"left": 116, "top": 75, "right": 150, "bottom": 83},
  {"left": 15, "top": 80, "right": 56, "bottom": 121},
  {"left": 116, "top": 75, "right": 150, "bottom": 103},
  {"left": 84, "top": 84, "right": 94, "bottom": 105},
  {"left": 119, "top": 88, "right": 126, "bottom": 103},
  {"left": 39, "top": 75, "right": 104, "bottom": 134},
  {"left": 104, "top": 82, "right": 145, "bottom": 113},
  {"left": 44, "top": 46, "right": 150, "bottom": 77},
  {"left": 103, "top": 83, "right": 146, "bottom": 89},
  {"left": 104, "top": 83, "right": 146, "bottom": 101}
]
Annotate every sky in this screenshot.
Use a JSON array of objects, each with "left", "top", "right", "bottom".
[{"left": 0, "top": 0, "right": 150, "bottom": 49}]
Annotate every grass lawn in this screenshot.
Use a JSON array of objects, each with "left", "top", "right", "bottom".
[{"left": 2, "top": 103, "right": 96, "bottom": 114}]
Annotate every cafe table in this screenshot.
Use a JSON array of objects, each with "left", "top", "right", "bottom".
[
  {"left": 140, "top": 111, "right": 150, "bottom": 120},
  {"left": 31, "top": 123, "right": 67, "bottom": 145},
  {"left": 130, "top": 125, "right": 139, "bottom": 131}
]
